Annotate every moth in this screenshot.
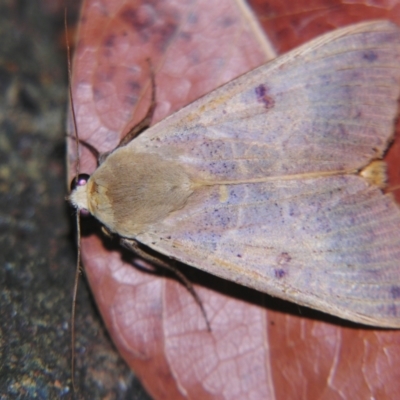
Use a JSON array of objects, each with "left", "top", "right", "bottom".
[{"left": 70, "top": 20, "right": 400, "bottom": 328}]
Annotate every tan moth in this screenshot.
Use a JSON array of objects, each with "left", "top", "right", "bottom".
[{"left": 70, "top": 20, "right": 400, "bottom": 328}]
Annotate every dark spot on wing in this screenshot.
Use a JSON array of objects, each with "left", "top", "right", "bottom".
[
  {"left": 274, "top": 269, "right": 286, "bottom": 278},
  {"left": 255, "top": 84, "right": 275, "bottom": 110},
  {"left": 277, "top": 252, "right": 291, "bottom": 265},
  {"left": 390, "top": 286, "right": 400, "bottom": 299},
  {"left": 362, "top": 50, "right": 378, "bottom": 62}
]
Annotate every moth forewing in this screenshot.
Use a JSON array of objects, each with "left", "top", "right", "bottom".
[{"left": 71, "top": 20, "right": 400, "bottom": 328}]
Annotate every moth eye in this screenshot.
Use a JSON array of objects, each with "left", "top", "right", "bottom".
[{"left": 70, "top": 173, "right": 90, "bottom": 192}]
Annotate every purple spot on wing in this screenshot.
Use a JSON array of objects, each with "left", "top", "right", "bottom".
[
  {"left": 274, "top": 269, "right": 286, "bottom": 279},
  {"left": 255, "top": 84, "right": 275, "bottom": 110},
  {"left": 274, "top": 252, "right": 292, "bottom": 279},
  {"left": 363, "top": 50, "right": 378, "bottom": 62}
]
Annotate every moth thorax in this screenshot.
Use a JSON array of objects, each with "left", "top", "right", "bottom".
[{"left": 87, "top": 148, "right": 194, "bottom": 237}]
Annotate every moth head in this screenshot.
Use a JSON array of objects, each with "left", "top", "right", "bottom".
[{"left": 70, "top": 173, "right": 90, "bottom": 215}]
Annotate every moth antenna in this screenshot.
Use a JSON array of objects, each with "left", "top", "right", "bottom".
[
  {"left": 70, "top": 215, "right": 81, "bottom": 393},
  {"left": 65, "top": 6, "right": 80, "bottom": 393}
]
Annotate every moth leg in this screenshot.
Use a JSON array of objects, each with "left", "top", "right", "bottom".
[
  {"left": 101, "top": 226, "right": 113, "bottom": 239},
  {"left": 121, "top": 238, "right": 211, "bottom": 332},
  {"left": 117, "top": 63, "right": 156, "bottom": 148}
]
